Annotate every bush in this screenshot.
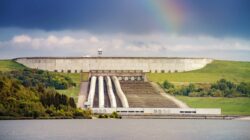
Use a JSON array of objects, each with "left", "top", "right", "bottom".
[
  {"left": 237, "top": 82, "right": 250, "bottom": 97},
  {"left": 73, "top": 109, "right": 92, "bottom": 118},
  {"left": 110, "top": 112, "right": 121, "bottom": 119},
  {"left": 210, "top": 90, "right": 223, "bottom": 97},
  {"left": 188, "top": 92, "right": 200, "bottom": 97},
  {"left": 0, "top": 104, "right": 6, "bottom": 116},
  {"left": 163, "top": 80, "right": 174, "bottom": 89}
]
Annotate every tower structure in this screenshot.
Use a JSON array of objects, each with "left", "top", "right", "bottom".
[{"left": 98, "top": 48, "right": 102, "bottom": 57}]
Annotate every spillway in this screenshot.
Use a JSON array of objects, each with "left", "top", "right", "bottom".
[
  {"left": 86, "top": 75, "right": 128, "bottom": 108},
  {"left": 105, "top": 76, "right": 117, "bottom": 108},
  {"left": 120, "top": 81, "right": 178, "bottom": 108},
  {"left": 87, "top": 76, "right": 96, "bottom": 108},
  {"left": 111, "top": 76, "right": 129, "bottom": 108},
  {"left": 98, "top": 76, "right": 105, "bottom": 108}
]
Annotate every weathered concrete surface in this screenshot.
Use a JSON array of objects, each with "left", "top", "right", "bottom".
[
  {"left": 15, "top": 57, "right": 213, "bottom": 73},
  {"left": 77, "top": 82, "right": 89, "bottom": 108},
  {"left": 234, "top": 116, "right": 250, "bottom": 121},
  {"left": 92, "top": 108, "right": 221, "bottom": 115},
  {"left": 120, "top": 81, "right": 178, "bottom": 108}
]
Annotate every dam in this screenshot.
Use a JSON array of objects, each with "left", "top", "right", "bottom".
[
  {"left": 14, "top": 57, "right": 221, "bottom": 115},
  {"left": 15, "top": 57, "right": 213, "bottom": 73}
]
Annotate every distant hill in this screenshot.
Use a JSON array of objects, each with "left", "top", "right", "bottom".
[
  {"left": 147, "top": 60, "right": 250, "bottom": 83},
  {"left": 0, "top": 60, "right": 26, "bottom": 72}
]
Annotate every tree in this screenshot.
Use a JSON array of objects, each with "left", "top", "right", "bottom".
[{"left": 69, "top": 98, "right": 76, "bottom": 108}]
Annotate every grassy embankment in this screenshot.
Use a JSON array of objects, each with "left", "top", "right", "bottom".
[
  {"left": 176, "top": 96, "right": 250, "bottom": 115},
  {"left": 0, "top": 60, "right": 26, "bottom": 71},
  {"left": 147, "top": 60, "right": 250, "bottom": 83},
  {"left": 0, "top": 60, "right": 88, "bottom": 101},
  {"left": 56, "top": 72, "right": 89, "bottom": 101},
  {"left": 147, "top": 60, "right": 250, "bottom": 115}
]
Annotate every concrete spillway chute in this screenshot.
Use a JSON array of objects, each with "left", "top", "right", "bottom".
[
  {"left": 105, "top": 76, "right": 117, "bottom": 108},
  {"left": 87, "top": 76, "right": 97, "bottom": 108},
  {"left": 98, "top": 76, "right": 105, "bottom": 108},
  {"left": 111, "top": 76, "right": 129, "bottom": 108}
]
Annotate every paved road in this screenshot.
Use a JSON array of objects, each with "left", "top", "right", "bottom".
[
  {"left": 150, "top": 82, "right": 189, "bottom": 108},
  {"left": 77, "top": 82, "right": 89, "bottom": 108}
]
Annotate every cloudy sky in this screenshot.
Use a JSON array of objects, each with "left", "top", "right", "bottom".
[{"left": 0, "top": 0, "right": 250, "bottom": 60}]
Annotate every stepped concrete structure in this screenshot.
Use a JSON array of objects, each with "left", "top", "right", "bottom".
[
  {"left": 14, "top": 56, "right": 221, "bottom": 115},
  {"left": 120, "top": 81, "right": 178, "bottom": 108}
]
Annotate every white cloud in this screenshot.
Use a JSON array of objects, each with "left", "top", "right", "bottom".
[
  {"left": 1, "top": 31, "right": 250, "bottom": 60},
  {"left": 89, "top": 36, "right": 99, "bottom": 43},
  {"left": 12, "top": 35, "right": 31, "bottom": 43}
]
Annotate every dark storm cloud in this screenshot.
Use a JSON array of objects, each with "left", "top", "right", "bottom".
[
  {"left": 0, "top": 0, "right": 250, "bottom": 37},
  {"left": 181, "top": 0, "right": 250, "bottom": 37},
  {"left": 0, "top": 0, "right": 157, "bottom": 33}
]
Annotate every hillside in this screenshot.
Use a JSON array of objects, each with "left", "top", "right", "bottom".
[
  {"left": 0, "top": 60, "right": 26, "bottom": 72},
  {"left": 0, "top": 69, "right": 91, "bottom": 119},
  {"left": 0, "top": 60, "right": 87, "bottom": 101},
  {"left": 147, "top": 60, "right": 250, "bottom": 83}
]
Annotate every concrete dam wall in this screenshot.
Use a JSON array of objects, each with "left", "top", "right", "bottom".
[{"left": 15, "top": 57, "right": 213, "bottom": 73}]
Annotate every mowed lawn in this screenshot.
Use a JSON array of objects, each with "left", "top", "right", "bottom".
[
  {"left": 176, "top": 96, "right": 250, "bottom": 115},
  {"left": 147, "top": 60, "right": 250, "bottom": 83},
  {"left": 0, "top": 60, "right": 26, "bottom": 72}
]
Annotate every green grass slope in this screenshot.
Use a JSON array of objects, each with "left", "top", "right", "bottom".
[
  {"left": 176, "top": 96, "right": 250, "bottom": 115},
  {"left": 55, "top": 72, "right": 89, "bottom": 101},
  {"left": 147, "top": 60, "right": 250, "bottom": 83},
  {"left": 0, "top": 60, "right": 26, "bottom": 72},
  {"left": 56, "top": 73, "right": 81, "bottom": 101}
]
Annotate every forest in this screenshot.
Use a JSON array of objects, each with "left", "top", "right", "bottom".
[{"left": 0, "top": 69, "right": 91, "bottom": 119}]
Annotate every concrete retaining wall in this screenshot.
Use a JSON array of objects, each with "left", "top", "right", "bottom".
[
  {"left": 92, "top": 108, "right": 221, "bottom": 115},
  {"left": 15, "top": 57, "right": 213, "bottom": 73}
]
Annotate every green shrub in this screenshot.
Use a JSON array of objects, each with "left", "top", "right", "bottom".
[
  {"left": 163, "top": 80, "right": 174, "bottom": 89},
  {"left": 110, "top": 112, "right": 120, "bottom": 118},
  {"left": 172, "top": 79, "right": 250, "bottom": 97}
]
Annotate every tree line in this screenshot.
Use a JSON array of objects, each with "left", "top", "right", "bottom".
[
  {"left": 163, "top": 79, "right": 250, "bottom": 97},
  {"left": 9, "top": 69, "right": 76, "bottom": 89}
]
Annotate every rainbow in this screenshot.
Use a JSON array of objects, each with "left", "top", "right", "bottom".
[{"left": 144, "top": 0, "right": 185, "bottom": 32}]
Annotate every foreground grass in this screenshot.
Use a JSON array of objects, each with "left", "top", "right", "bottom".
[
  {"left": 176, "top": 96, "right": 250, "bottom": 115},
  {"left": 147, "top": 60, "right": 250, "bottom": 83},
  {"left": 0, "top": 60, "right": 26, "bottom": 72}
]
